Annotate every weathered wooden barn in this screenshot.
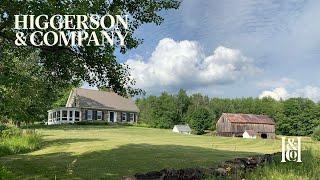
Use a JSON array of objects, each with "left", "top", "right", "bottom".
[{"left": 216, "top": 113, "right": 275, "bottom": 139}]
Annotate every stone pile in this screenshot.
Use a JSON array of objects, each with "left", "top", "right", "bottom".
[{"left": 124, "top": 152, "right": 281, "bottom": 180}]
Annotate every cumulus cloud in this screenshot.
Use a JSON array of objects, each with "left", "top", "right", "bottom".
[
  {"left": 126, "top": 38, "right": 261, "bottom": 93},
  {"left": 259, "top": 86, "right": 320, "bottom": 102},
  {"left": 259, "top": 87, "right": 289, "bottom": 101}
]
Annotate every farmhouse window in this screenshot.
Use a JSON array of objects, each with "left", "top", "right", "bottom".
[
  {"left": 122, "top": 113, "right": 127, "bottom": 122},
  {"left": 97, "top": 111, "right": 103, "bottom": 120},
  {"left": 57, "top": 111, "right": 61, "bottom": 121},
  {"left": 69, "top": 111, "right": 73, "bottom": 121},
  {"left": 92, "top": 110, "right": 97, "bottom": 120},
  {"left": 62, "top": 110, "right": 68, "bottom": 121},
  {"left": 129, "top": 113, "right": 134, "bottom": 122},
  {"left": 87, "top": 110, "right": 93, "bottom": 120},
  {"left": 53, "top": 112, "right": 56, "bottom": 121},
  {"left": 75, "top": 111, "right": 80, "bottom": 121}
]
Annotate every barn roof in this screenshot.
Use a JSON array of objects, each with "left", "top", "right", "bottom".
[
  {"left": 222, "top": 113, "right": 275, "bottom": 125},
  {"left": 173, "top": 125, "right": 192, "bottom": 132}
]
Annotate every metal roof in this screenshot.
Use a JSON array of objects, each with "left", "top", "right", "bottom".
[
  {"left": 222, "top": 113, "right": 275, "bottom": 125},
  {"left": 173, "top": 125, "right": 192, "bottom": 132}
]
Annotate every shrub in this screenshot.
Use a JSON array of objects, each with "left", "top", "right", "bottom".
[
  {"left": 0, "top": 128, "right": 42, "bottom": 157},
  {"left": 0, "top": 124, "right": 8, "bottom": 137},
  {"left": 1, "top": 127, "right": 22, "bottom": 138},
  {"left": 246, "top": 149, "right": 320, "bottom": 179},
  {"left": 75, "top": 121, "right": 109, "bottom": 125},
  {"left": 154, "top": 117, "right": 173, "bottom": 129},
  {"left": 0, "top": 124, "right": 7, "bottom": 132},
  {"left": 0, "top": 166, "right": 14, "bottom": 180},
  {"left": 186, "top": 107, "right": 210, "bottom": 135},
  {"left": 311, "top": 126, "right": 320, "bottom": 141}
]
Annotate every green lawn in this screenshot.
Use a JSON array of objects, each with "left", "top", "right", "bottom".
[{"left": 0, "top": 125, "right": 308, "bottom": 179}]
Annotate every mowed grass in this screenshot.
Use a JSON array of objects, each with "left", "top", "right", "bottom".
[{"left": 0, "top": 125, "right": 307, "bottom": 179}]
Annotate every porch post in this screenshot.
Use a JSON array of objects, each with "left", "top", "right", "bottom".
[
  {"left": 67, "top": 109, "right": 70, "bottom": 123},
  {"left": 60, "top": 110, "right": 62, "bottom": 121},
  {"left": 72, "top": 110, "right": 75, "bottom": 122}
]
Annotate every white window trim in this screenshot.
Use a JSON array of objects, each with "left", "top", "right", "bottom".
[
  {"left": 97, "top": 111, "right": 103, "bottom": 120},
  {"left": 129, "top": 113, "right": 134, "bottom": 122},
  {"left": 53, "top": 112, "right": 57, "bottom": 121},
  {"left": 75, "top": 111, "right": 80, "bottom": 121},
  {"left": 62, "top": 110, "right": 68, "bottom": 121},
  {"left": 87, "top": 110, "right": 93, "bottom": 120},
  {"left": 68, "top": 110, "right": 73, "bottom": 121}
]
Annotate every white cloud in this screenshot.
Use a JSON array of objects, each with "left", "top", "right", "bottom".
[
  {"left": 259, "top": 87, "right": 289, "bottom": 101},
  {"left": 126, "top": 38, "right": 261, "bottom": 93},
  {"left": 259, "top": 86, "right": 320, "bottom": 102},
  {"left": 256, "top": 78, "right": 298, "bottom": 88},
  {"left": 291, "top": 86, "right": 320, "bottom": 102}
]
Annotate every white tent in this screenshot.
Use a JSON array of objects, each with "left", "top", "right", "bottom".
[{"left": 172, "top": 125, "right": 192, "bottom": 134}]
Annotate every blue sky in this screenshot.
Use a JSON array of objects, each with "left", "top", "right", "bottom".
[{"left": 88, "top": 0, "right": 320, "bottom": 101}]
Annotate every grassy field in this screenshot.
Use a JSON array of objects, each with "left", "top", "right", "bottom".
[
  {"left": 0, "top": 125, "right": 317, "bottom": 179},
  {"left": 246, "top": 149, "right": 320, "bottom": 180}
]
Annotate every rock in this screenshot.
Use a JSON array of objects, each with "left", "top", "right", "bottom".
[
  {"left": 135, "top": 172, "right": 161, "bottom": 180},
  {"left": 214, "top": 168, "right": 227, "bottom": 176},
  {"left": 123, "top": 176, "right": 137, "bottom": 180},
  {"left": 146, "top": 171, "right": 163, "bottom": 179}
]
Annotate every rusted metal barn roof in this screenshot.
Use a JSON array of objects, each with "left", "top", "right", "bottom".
[{"left": 222, "top": 113, "right": 275, "bottom": 125}]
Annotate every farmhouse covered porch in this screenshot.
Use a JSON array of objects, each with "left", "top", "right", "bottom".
[{"left": 47, "top": 107, "right": 80, "bottom": 125}]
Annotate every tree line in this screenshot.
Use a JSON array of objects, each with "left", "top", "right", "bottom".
[{"left": 136, "top": 89, "right": 320, "bottom": 135}]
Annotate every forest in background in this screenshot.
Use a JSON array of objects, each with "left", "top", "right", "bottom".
[{"left": 136, "top": 89, "right": 320, "bottom": 135}]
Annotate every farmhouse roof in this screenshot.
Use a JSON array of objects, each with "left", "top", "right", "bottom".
[
  {"left": 69, "top": 88, "right": 139, "bottom": 112},
  {"left": 174, "top": 125, "right": 192, "bottom": 132},
  {"left": 222, "top": 113, "right": 275, "bottom": 125},
  {"left": 244, "top": 130, "right": 256, "bottom": 136}
]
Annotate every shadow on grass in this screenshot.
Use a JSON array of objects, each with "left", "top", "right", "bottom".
[
  {"left": 0, "top": 143, "right": 259, "bottom": 180},
  {"left": 23, "top": 124, "right": 131, "bottom": 130},
  {"left": 42, "top": 138, "right": 106, "bottom": 148}
]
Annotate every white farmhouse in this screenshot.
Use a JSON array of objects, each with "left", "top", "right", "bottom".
[
  {"left": 243, "top": 130, "right": 257, "bottom": 139},
  {"left": 172, "top": 125, "right": 192, "bottom": 135},
  {"left": 47, "top": 88, "right": 139, "bottom": 125}
]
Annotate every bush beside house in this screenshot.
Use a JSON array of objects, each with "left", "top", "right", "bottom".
[{"left": 312, "top": 126, "right": 320, "bottom": 141}]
